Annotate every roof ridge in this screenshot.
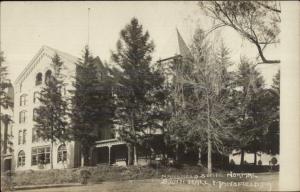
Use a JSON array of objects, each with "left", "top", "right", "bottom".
[
  {"left": 42, "top": 45, "right": 78, "bottom": 62},
  {"left": 14, "top": 45, "right": 78, "bottom": 85}
]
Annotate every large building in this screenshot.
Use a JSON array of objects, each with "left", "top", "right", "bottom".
[
  {"left": 11, "top": 45, "right": 135, "bottom": 170},
  {"left": 10, "top": 30, "right": 191, "bottom": 171},
  {"left": 12, "top": 46, "right": 82, "bottom": 170}
]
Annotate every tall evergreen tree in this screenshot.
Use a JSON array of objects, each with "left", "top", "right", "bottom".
[
  {"left": 262, "top": 70, "right": 279, "bottom": 155},
  {"left": 71, "top": 46, "right": 115, "bottom": 166},
  {"left": 0, "top": 51, "right": 13, "bottom": 111},
  {"left": 232, "top": 58, "right": 267, "bottom": 165},
  {"left": 0, "top": 51, "right": 13, "bottom": 157},
  {"left": 111, "top": 18, "right": 165, "bottom": 165},
  {"left": 34, "top": 54, "right": 69, "bottom": 169}
]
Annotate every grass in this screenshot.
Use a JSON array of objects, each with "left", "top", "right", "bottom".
[
  {"left": 1, "top": 165, "right": 279, "bottom": 191},
  {"left": 3, "top": 164, "right": 207, "bottom": 187},
  {"left": 14, "top": 172, "right": 279, "bottom": 192}
]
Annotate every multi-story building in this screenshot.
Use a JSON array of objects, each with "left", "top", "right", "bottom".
[
  {"left": 12, "top": 45, "right": 129, "bottom": 170},
  {"left": 13, "top": 46, "right": 82, "bottom": 170},
  {"left": 12, "top": 30, "right": 190, "bottom": 170}
]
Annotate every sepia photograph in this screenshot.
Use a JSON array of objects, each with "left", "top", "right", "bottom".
[{"left": 0, "top": 1, "right": 299, "bottom": 191}]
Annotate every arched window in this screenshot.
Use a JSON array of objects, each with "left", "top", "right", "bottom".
[
  {"left": 18, "top": 150, "right": 25, "bottom": 167},
  {"left": 33, "top": 92, "right": 40, "bottom": 103},
  {"left": 36, "top": 73, "right": 42, "bottom": 86},
  {"left": 45, "top": 70, "right": 52, "bottom": 85},
  {"left": 57, "top": 144, "right": 67, "bottom": 163},
  {"left": 20, "top": 94, "right": 28, "bottom": 106},
  {"left": 19, "top": 110, "right": 27, "bottom": 123}
]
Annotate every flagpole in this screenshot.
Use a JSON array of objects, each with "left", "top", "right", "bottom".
[{"left": 87, "top": 8, "right": 90, "bottom": 47}]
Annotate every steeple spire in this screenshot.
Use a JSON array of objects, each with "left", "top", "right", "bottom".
[{"left": 176, "top": 29, "right": 192, "bottom": 59}]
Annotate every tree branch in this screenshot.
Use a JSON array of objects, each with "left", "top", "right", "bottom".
[{"left": 255, "top": 2, "right": 281, "bottom": 13}]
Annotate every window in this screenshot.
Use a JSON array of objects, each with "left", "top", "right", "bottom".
[
  {"left": 33, "top": 92, "right": 40, "bottom": 103},
  {"left": 57, "top": 144, "right": 67, "bottom": 163},
  {"left": 18, "top": 150, "right": 25, "bottom": 167},
  {"left": 45, "top": 70, "right": 52, "bottom": 85},
  {"left": 20, "top": 94, "right": 27, "bottom": 106},
  {"left": 19, "top": 111, "right": 27, "bottom": 123},
  {"left": 31, "top": 146, "right": 51, "bottom": 165},
  {"left": 36, "top": 73, "right": 42, "bottom": 86},
  {"left": 18, "top": 130, "right": 22, "bottom": 145},
  {"left": 23, "top": 130, "right": 27, "bottom": 144},
  {"left": 33, "top": 109, "right": 38, "bottom": 121},
  {"left": 18, "top": 129, "right": 26, "bottom": 145},
  {"left": 32, "top": 128, "right": 40, "bottom": 143}
]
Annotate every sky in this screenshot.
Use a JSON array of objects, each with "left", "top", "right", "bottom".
[{"left": 1, "top": 1, "right": 279, "bottom": 85}]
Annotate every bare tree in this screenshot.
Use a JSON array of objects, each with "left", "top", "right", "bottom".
[
  {"left": 199, "top": 1, "right": 280, "bottom": 64},
  {"left": 170, "top": 29, "right": 235, "bottom": 173}
]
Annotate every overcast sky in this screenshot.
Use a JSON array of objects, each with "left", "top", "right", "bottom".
[{"left": 1, "top": 1, "right": 279, "bottom": 85}]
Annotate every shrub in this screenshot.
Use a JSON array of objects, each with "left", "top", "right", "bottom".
[
  {"left": 229, "top": 159, "right": 235, "bottom": 165},
  {"left": 79, "top": 169, "right": 91, "bottom": 185},
  {"left": 258, "top": 160, "right": 262, "bottom": 166},
  {"left": 270, "top": 157, "right": 277, "bottom": 165}
]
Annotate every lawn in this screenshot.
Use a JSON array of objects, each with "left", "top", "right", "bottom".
[{"left": 17, "top": 172, "right": 278, "bottom": 192}]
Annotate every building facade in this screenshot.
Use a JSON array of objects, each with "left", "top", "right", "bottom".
[
  {"left": 11, "top": 30, "right": 192, "bottom": 170},
  {"left": 12, "top": 46, "right": 82, "bottom": 170}
]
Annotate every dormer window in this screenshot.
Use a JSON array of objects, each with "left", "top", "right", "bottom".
[{"left": 36, "top": 73, "right": 42, "bottom": 86}]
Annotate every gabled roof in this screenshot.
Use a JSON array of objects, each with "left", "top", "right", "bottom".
[{"left": 14, "top": 45, "right": 78, "bottom": 85}]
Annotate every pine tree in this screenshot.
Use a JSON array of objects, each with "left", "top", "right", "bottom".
[
  {"left": 232, "top": 58, "right": 267, "bottom": 165},
  {"left": 0, "top": 51, "right": 13, "bottom": 110},
  {"left": 71, "top": 46, "right": 115, "bottom": 166},
  {"left": 0, "top": 51, "right": 13, "bottom": 157},
  {"left": 111, "top": 17, "right": 165, "bottom": 165},
  {"left": 263, "top": 70, "right": 279, "bottom": 155},
  {"left": 34, "top": 54, "right": 69, "bottom": 169}
]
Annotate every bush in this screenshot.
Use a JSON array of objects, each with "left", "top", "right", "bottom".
[
  {"left": 258, "top": 160, "right": 262, "bottom": 166},
  {"left": 11, "top": 164, "right": 211, "bottom": 186},
  {"left": 270, "top": 157, "right": 278, "bottom": 165},
  {"left": 79, "top": 169, "right": 91, "bottom": 185},
  {"left": 229, "top": 159, "right": 235, "bottom": 165},
  {"left": 1, "top": 171, "right": 15, "bottom": 191}
]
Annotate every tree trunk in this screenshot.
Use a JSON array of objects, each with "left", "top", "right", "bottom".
[
  {"left": 50, "top": 141, "right": 54, "bottom": 169},
  {"left": 207, "top": 134, "right": 212, "bottom": 173},
  {"left": 127, "top": 144, "right": 133, "bottom": 165},
  {"left": 133, "top": 145, "right": 138, "bottom": 165},
  {"left": 240, "top": 149, "right": 245, "bottom": 165},
  {"left": 3, "top": 115, "right": 8, "bottom": 154},
  {"left": 198, "top": 147, "right": 202, "bottom": 166},
  {"left": 81, "top": 154, "right": 85, "bottom": 167},
  {"left": 254, "top": 152, "right": 257, "bottom": 165},
  {"left": 175, "top": 142, "right": 179, "bottom": 162},
  {"left": 206, "top": 94, "right": 212, "bottom": 174}
]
